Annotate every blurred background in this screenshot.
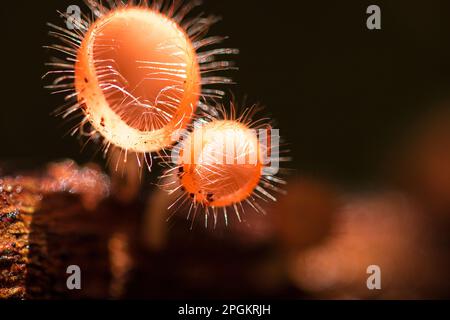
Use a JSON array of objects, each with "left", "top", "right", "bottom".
[{"left": 1, "top": 0, "right": 450, "bottom": 299}]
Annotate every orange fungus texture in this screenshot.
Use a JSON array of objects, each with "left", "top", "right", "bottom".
[
  {"left": 179, "top": 120, "right": 264, "bottom": 208},
  {"left": 75, "top": 7, "right": 201, "bottom": 153}
]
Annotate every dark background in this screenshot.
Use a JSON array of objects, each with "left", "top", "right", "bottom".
[{"left": 2, "top": 0, "right": 450, "bottom": 186}]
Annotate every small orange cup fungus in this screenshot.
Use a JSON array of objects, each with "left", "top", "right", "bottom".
[{"left": 161, "top": 105, "right": 288, "bottom": 228}]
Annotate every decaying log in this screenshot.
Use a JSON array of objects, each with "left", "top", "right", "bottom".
[
  {"left": 0, "top": 161, "right": 137, "bottom": 299},
  {"left": 0, "top": 160, "right": 301, "bottom": 300}
]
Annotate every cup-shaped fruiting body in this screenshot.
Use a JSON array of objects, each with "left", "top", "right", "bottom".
[
  {"left": 45, "top": 0, "right": 237, "bottom": 168},
  {"left": 161, "top": 106, "right": 288, "bottom": 228},
  {"left": 178, "top": 120, "right": 263, "bottom": 207},
  {"left": 75, "top": 7, "right": 200, "bottom": 153}
]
